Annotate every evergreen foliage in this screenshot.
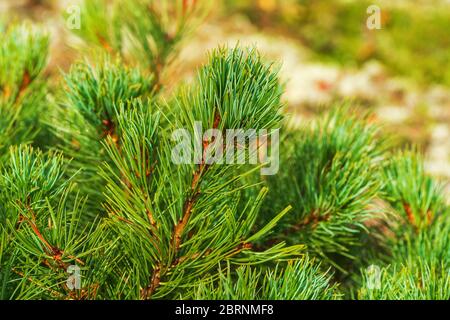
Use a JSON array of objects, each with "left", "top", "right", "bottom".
[
  {"left": 193, "top": 258, "right": 340, "bottom": 300},
  {"left": 254, "top": 110, "right": 386, "bottom": 273},
  {"left": 51, "top": 57, "right": 154, "bottom": 214},
  {"left": 0, "top": 23, "right": 49, "bottom": 156},
  {"left": 71, "top": 0, "right": 209, "bottom": 89},
  {"left": 0, "top": 2, "right": 448, "bottom": 300}
]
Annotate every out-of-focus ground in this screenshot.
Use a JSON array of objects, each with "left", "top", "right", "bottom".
[{"left": 1, "top": 0, "right": 449, "bottom": 197}]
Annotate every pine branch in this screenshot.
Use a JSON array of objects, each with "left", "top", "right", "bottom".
[
  {"left": 381, "top": 150, "right": 445, "bottom": 232},
  {"left": 50, "top": 56, "right": 154, "bottom": 217},
  {"left": 94, "top": 47, "right": 301, "bottom": 299},
  {"left": 259, "top": 107, "right": 386, "bottom": 270},
  {"left": 0, "top": 146, "right": 100, "bottom": 299},
  {"left": 193, "top": 257, "right": 341, "bottom": 300},
  {"left": 71, "top": 0, "right": 210, "bottom": 90},
  {"left": 0, "top": 23, "right": 49, "bottom": 156}
]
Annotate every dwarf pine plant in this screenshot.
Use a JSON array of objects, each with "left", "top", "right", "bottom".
[{"left": 0, "top": 1, "right": 448, "bottom": 300}]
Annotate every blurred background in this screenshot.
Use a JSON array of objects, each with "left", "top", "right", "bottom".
[{"left": 1, "top": 0, "right": 449, "bottom": 195}]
